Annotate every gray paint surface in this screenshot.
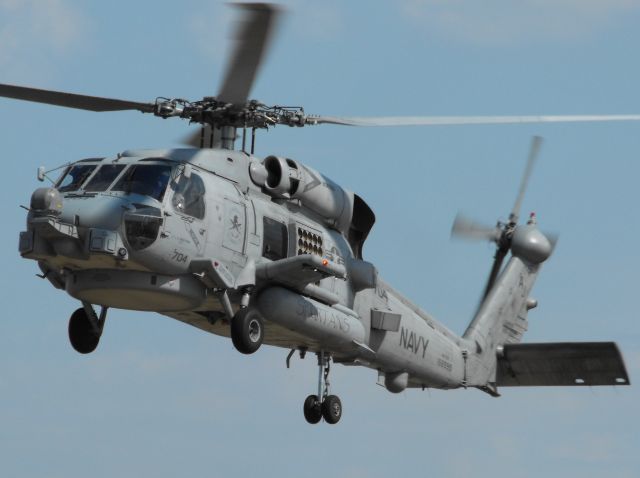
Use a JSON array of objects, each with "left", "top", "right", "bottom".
[{"left": 19, "top": 147, "right": 630, "bottom": 400}]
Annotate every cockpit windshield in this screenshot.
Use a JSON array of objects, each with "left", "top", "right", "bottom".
[
  {"left": 84, "top": 164, "right": 126, "bottom": 192},
  {"left": 112, "top": 164, "right": 172, "bottom": 201},
  {"left": 57, "top": 164, "right": 97, "bottom": 192}
]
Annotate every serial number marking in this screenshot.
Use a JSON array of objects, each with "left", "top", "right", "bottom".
[{"left": 437, "top": 358, "right": 453, "bottom": 371}]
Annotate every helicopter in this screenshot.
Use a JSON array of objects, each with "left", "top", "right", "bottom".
[{"left": 3, "top": 3, "right": 631, "bottom": 425}]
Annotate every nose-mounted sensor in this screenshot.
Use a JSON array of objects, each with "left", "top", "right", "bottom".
[{"left": 30, "top": 187, "right": 63, "bottom": 217}]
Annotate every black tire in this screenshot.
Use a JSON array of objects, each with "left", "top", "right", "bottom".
[
  {"left": 230, "top": 308, "right": 264, "bottom": 354},
  {"left": 321, "top": 395, "right": 342, "bottom": 424},
  {"left": 68, "top": 307, "right": 100, "bottom": 354},
  {"left": 303, "top": 395, "right": 322, "bottom": 424}
]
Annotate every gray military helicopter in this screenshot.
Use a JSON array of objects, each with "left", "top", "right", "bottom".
[{"left": 4, "top": 4, "right": 631, "bottom": 425}]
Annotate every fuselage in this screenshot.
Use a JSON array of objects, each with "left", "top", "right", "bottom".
[{"left": 20, "top": 148, "right": 468, "bottom": 392}]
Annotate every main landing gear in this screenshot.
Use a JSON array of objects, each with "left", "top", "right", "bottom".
[
  {"left": 230, "top": 307, "right": 264, "bottom": 354},
  {"left": 68, "top": 302, "right": 107, "bottom": 354},
  {"left": 303, "top": 351, "right": 342, "bottom": 425}
]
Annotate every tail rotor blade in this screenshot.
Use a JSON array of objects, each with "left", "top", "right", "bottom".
[
  {"left": 545, "top": 231, "right": 560, "bottom": 251},
  {"left": 481, "top": 246, "right": 509, "bottom": 301},
  {"left": 451, "top": 213, "right": 500, "bottom": 242},
  {"left": 509, "top": 135, "right": 543, "bottom": 225}
]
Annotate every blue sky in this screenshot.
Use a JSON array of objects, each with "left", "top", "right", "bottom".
[{"left": 1, "top": 1, "right": 639, "bottom": 477}]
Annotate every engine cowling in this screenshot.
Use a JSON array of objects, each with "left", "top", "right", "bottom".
[{"left": 250, "top": 156, "right": 353, "bottom": 232}]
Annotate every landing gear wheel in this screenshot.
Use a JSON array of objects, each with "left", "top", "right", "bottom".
[
  {"left": 68, "top": 307, "right": 100, "bottom": 354},
  {"left": 231, "top": 308, "right": 264, "bottom": 354},
  {"left": 303, "top": 394, "right": 322, "bottom": 424},
  {"left": 321, "top": 395, "right": 342, "bottom": 424}
]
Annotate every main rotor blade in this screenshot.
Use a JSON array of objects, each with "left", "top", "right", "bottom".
[
  {"left": 217, "top": 3, "right": 281, "bottom": 105},
  {"left": 0, "top": 83, "right": 155, "bottom": 113},
  {"left": 307, "top": 114, "right": 640, "bottom": 127},
  {"left": 451, "top": 214, "right": 500, "bottom": 242},
  {"left": 509, "top": 136, "right": 542, "bottom": 225}
]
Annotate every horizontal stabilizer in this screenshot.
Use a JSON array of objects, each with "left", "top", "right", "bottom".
[{"left": 496, "top": 342, "right": 630, "bottom": 387}]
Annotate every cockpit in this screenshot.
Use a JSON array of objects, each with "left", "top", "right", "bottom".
[
  {"left": 112, "top": 164, "right": 171, "bottom": 201},
  {"left": 51, "top": 158, "right": 207, "bottom": 252},
  {"left": 56, "top": 160, "right": 172, "bottom": 202},
  {"left": 57, "top": 163, "right": 100, "bottom": 192}
]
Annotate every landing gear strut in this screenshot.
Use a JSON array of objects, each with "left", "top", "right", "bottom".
[
  {"left": 303, "top": 351, "right": 342, "bottom": 425},
  {"left": 68, "top": 303, "right": 107, "bottom": 354}
]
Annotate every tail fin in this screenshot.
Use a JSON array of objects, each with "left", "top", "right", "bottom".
[
  {"left": 463, "top": 258, "right": 631, "bottom": 392},
  {"left": 463, "top": 221, "right": 553, "bottom": 388},
  {"left": 452, "top": 136, "right": 553, "bottom": 389},
  {"left": 464, "top": 254, "right": 540, "bottom": 353}
]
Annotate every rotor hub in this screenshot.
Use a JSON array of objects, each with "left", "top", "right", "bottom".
[{"left": 154, "top": 96, "right": 307, "bottom": 131}]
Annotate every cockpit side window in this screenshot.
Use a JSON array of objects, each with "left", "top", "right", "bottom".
[
  {"left": 57, "top": 165, "right": 97, "bottom": 192},
  {"left": 84, "top": 164, "right": 126, "bottom": 192},
  {"left": 112, "top": 164, "right": 172, "bottom": 201},
  {"left": 172, "top": 172, "right": 206, "bottom": 219}
]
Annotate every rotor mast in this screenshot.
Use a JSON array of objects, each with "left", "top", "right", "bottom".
[{"left": 195, "top": 2, "right": 280, "bottom": 152}]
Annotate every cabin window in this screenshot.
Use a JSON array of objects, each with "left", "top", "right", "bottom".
[
  {"left": 112, "top": 164, "right": 172, "bottom": 201},
  {"left": 84, "top": 164, "right": 126, "bottom": 192},
  {"left": 262, "top": 217, "right": 288, "bottom": 260},
  {"left": 172, "top": 172, "right": 206, "bottom": 219},
  {"left": 57, "top": 164, "right": 97, "bottom": 192}
]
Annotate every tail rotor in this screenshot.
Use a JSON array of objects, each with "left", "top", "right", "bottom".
[{"left": 451, "top": 136, "right": 549, "bottom": 300}]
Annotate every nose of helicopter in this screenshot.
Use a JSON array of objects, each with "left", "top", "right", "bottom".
[
  {"left": 20, "top": 184, "right": 208, "bottom": 312},
  {"left": 21, "top": 185, "right": 165, "bottom": 262},
  {"left": 29, "top": 184, "right": 165, "bottom": 229},
  {"left": 59, "top": 191, "right": 162, "bottom": 230}
]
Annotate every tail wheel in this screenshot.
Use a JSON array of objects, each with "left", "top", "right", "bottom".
[
  {"left": 231, "top": 308, "right": 264, "bottom": 354},
  {"left": 303, "top": 395, "right": 322, "bottom": 424},
  {"left": 68, "top": 307, "right": 100, "bottom": 354},
  {"left": 321, "top": 395, "right": 342, "bottom": 424}
]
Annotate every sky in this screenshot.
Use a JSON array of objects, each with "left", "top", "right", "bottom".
[{"left": 1, "top": 1, "right": 639, "bottom": 477}]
